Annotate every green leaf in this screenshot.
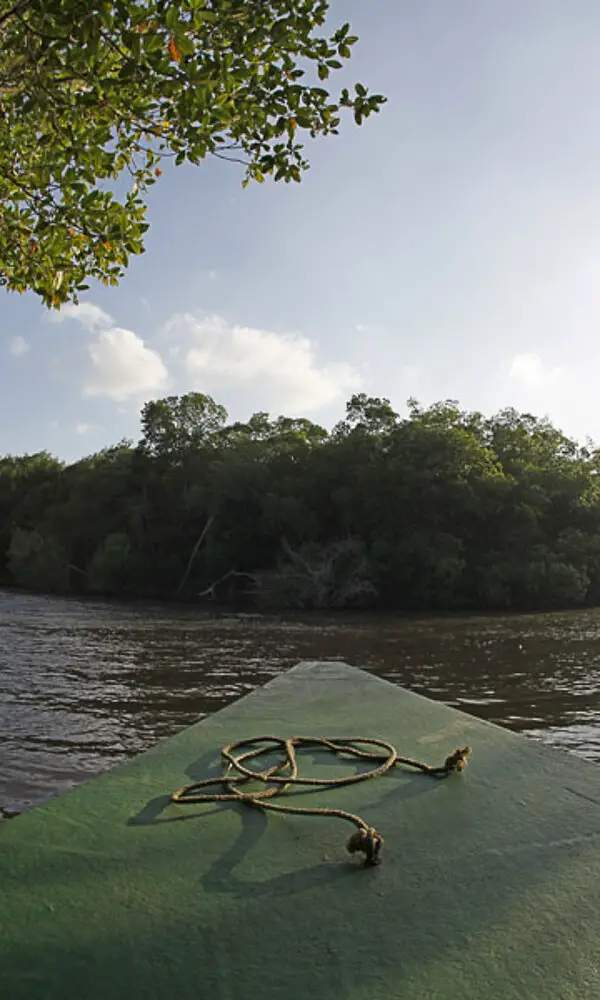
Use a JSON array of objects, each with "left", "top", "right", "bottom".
[
  {"left": 271, "top": 18, "right": 288, "bottom": 42},
  {"left": 143, "top": 33, "right": 163, "bottom": 53},
  {"left": 192, "top": 8, "right": 218, "bottom": 23},
  {"left": 118, "top": 59, "right": 138, "bottom": 79},
  {"left": 165, "top": 8, "right": 179, "bottom": 30},
  {"left": 295, "top": 114, "right": 312, "bottom": 129},
  {"left": 97, "top": 2, "right": 113, "bottom": 29},
  {"left": 175, "top": 34, "right": 195, "bottom": 57}
]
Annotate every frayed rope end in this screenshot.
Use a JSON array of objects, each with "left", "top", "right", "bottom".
[
  {"left": 443, "top": 746, "right": 472, "bottom": 773},
  {"left": 346, "top": 826, "right": 384, "bottom": 866}
]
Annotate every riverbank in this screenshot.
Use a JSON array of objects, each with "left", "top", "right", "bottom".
[{"left": 3, "top": 582, "right": 597, "bottom": 622}]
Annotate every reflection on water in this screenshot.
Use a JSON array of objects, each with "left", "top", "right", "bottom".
[{"left": 1, "top": 591, "right": 600, "bottom": 817}]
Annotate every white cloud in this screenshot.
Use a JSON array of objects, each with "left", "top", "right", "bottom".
[
  {"left": 49, "top": 302, "right": 113, "bottom": 332},
  {"left": 49, "top": 300, "right": 169, "bottom": 401},
  {"left": 508, "top": 353, "right": 563, "bottom": 388},
  {"left": 164, "top": 312, "right": 361, "bottom": 412},
  {"left": 75, "top": 423, "right": 94, "bottom": 435},
  {"left": 9, "top": 336, "right": 30, "bottom": 356},
  {"left": 84, "top": 327, "right": 168, "bottom": 401},
  {"left": 48, "top": 302, "right": 358, "bottom": 411}
]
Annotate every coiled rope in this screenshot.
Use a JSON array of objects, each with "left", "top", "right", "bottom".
[{"left": 171, "top": 737, "right": 471, "bottom": 866}]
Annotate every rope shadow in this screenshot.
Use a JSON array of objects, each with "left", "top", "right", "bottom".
[
  {"left": 127, "top": 738, "right": 452, "bottom": 897},
  {"left": 199, "top": 804, "right": 373, "bottom": 899},
  {"left": 127, "top": 794, "right": 223, "bottom": 826},
  {"left": 127, "top": 746, "right": 223, "bottom": 826}
]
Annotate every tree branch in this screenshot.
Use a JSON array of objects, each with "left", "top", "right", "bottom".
[
  {"left": 0, "top": 1, "right": 29, "bottom": 29},
  {"left": 210, "top": 150, "right": 250, "bottom": 166},
  {"left": 197, "top": 568, "right": 259, "bottom": 600},
  {"left": 67, "top": 562, "right": 88, "bottom": 576},
  {"left": 281, "top": 536, "right": 317, "bottom": 577},
  {"left": 175, "top": 512, "right": 215, "bottom": 596}
]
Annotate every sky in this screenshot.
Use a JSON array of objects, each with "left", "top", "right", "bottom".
[{"left": 3, "top": 0, "right": 600, "bottom": 460}]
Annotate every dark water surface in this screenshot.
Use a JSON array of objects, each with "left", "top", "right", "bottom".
[{"left": 2, "top": 590, "right": 600, "bottom": 818}]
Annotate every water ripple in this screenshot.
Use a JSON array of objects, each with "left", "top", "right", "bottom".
[{"left": 1, "top": 591, "right": 600, "bottom": 817}]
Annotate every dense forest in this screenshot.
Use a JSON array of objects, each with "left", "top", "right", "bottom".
[{"left": 2, "top": 391, "right": 600, "bottom": 612}]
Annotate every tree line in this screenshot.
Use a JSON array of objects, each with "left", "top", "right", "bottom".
[{"left": 2, "top": 391, "right": 600, "bottom": 612}]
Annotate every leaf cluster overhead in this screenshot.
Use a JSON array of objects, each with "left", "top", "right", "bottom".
[{"left": 0, "top": 0, "right": 385, "bottom": 305}]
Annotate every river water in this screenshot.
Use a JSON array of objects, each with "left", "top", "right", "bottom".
[{"left": 2, "top": 590, "right": 600, "bottom": 818}]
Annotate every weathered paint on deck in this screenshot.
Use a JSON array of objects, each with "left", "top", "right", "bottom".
[{"left": 1, "top": 661, "right": 599, "bottom": 999}]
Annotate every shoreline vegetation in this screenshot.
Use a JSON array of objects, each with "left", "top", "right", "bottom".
[{"left": 2, "top": 392, "right": 600, "bottom": 614}]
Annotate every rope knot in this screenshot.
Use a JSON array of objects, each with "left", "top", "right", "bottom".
[
  {"left": 346, "top": 826, "right": 384, "bottom": 866},
  {"left": 443, "top": 746, "right": 472, "bottom": 773}
]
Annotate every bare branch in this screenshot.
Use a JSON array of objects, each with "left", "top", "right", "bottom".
[
  {"left": 281, "top": 536, "right": 317, "bottom": 577},
  {"left": 175, "top": 513, "right": 215, "bottom": 596},
  {"left": 210, "top": 150, "right": 250, "bottom": 166},
  {"left": 197, "top": 568, "right": 259, "bottom": 600},
  {"left": 67, "top": 562, "right": 88, "bottom": 576}
]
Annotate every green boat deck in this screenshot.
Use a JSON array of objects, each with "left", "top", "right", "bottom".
[{"left": 1, "top": 661, "right": 599, "bottom": 999}]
